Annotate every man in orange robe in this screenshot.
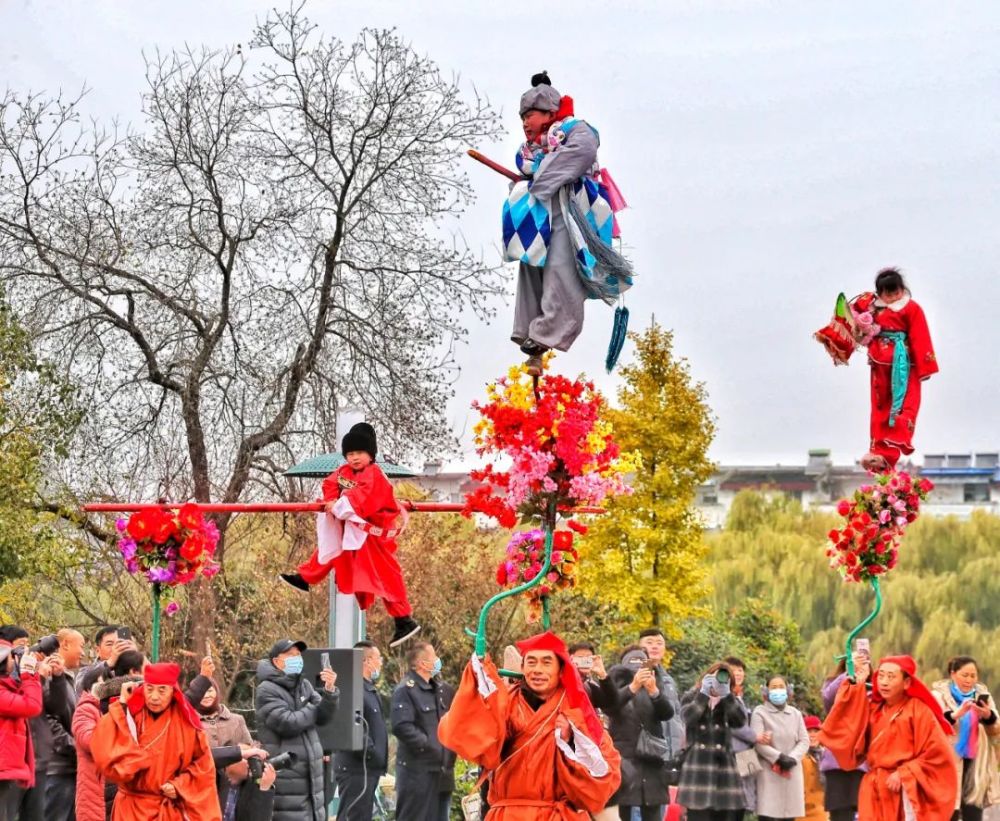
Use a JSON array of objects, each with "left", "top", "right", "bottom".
[
  {"left": 91, "top": 662, "right": 221, "bottom": 820},
  {"left": 438, "top": 631, "right": 621, "bottom": 821},
  {"left": 820, "top": 654, "right": 957, "bottom": 821}
]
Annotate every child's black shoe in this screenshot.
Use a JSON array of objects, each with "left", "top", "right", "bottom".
[
  {"left": 390, "top": 616, "right": 421, "bottom": 648},
  {"left": 279, "top": 573, "right": 310, "bottom": 592}
]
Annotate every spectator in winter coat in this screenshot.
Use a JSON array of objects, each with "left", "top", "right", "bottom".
[
  {"left": 752, "top": 675, "right": 810, "bottom": 821},
  {"left": 44, "top": 632, "right": 83, "bottom": 821},
  {"left": 0, "top": 642, "right": 44, "bottom": 821},
  {"left": 255, "top": 638, "right": 339, "bottom": 821},
  {"left": 637, "top": 629, "right": 684, "bottom": 760},
  {"left": 75, "top": 627, "right": 138, "bottom": 696},
  {"left": 606, "top": 646, "right": 675, "bottom": 821},
  {"left": 931, "top": 655, "right": 1000, "bottom": 820},
  {"left": 725, "top": 656, "right": 768, "bottom": 819},
  {"left": 677, "top": 662, "right": 747, "bottom": 821},
  {"left": 0, "top": 625, "right": 52, "bottom": 821},
  {"left": 72, "top": 665, "right": 109, "bottom": 821}
]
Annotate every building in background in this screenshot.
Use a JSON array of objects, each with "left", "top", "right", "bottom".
[{"left": 414, "top": 450, "right": 1000, "bottom": 530}]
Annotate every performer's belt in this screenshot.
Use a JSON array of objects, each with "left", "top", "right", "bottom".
[
  {"left": 878, "top": 330, "right": 909, "bottom": 427},
  {"left": 490, "top": 798, "right": 572, "bottom": 809},
  {"left": 357, "top": 519, "right": 403, "bottom": 539}
]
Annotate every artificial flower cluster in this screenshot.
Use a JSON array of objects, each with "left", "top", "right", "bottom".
[
  {"left": 116, "top": 505, "right": 221, "bottom": 611},
  {"left": 495, "top": 524, "right": 584, "bottom": 622},
  {"left": 462, "top": 361, "right": 637, "bottom": 525},
  {"left": 826, "top": 471, "right": 934, "bottom": 583}
]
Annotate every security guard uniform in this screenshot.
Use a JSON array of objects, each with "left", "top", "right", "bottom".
[{"left": 391, "top": 671, "right": 456, "bottom": 821}]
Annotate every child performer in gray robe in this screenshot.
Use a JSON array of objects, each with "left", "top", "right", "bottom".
[{"left": 505, "top": 72, "right": 632, "bottom": 374}]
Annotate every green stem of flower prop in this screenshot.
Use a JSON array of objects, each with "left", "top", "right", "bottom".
[
  {"left": 844, "top": 577, "right": 882, "bottom": 681},
  {"left": 542, "top": 594, "right": 551, "bottom": 631},
  {"left": 151, "top": 583, "right": 162, "bottom": 662},
  {"left": 475, "top": 498, "right": 557, "bottom": 658}
]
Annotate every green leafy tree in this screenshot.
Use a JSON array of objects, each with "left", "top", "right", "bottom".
[
  {"left": 577, "top": 322, "right": 716, "bottom": 634},
  {"left": 0, "top": 291, "right": 81, "bottom": 619}
]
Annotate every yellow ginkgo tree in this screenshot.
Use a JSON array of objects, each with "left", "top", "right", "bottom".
[{"left": 577, "top": 321, "right": 716, "bottom": 636}]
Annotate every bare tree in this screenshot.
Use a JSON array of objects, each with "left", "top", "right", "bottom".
[{"left": 0, "top": 6, "right": 504, "bottom": 645}]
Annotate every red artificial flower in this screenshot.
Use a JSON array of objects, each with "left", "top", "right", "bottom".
[
  {"left": 553, "top": 531, "right": 573, "bottom": 550},
  {"left": 180, "top": 533, "right": 205, "bottom": 562},
  {"left": 495, "top": 563, "right": 507, "bottom": 585},
  {"left": 566, "top": 519, "right": 588, "bottom": 535},
  {"left": 918, "top": 477, "right": 934, "bottom": 493},
  {"left": 837, "top": 500, "right": 852, "bottom": 516},
  {"left": 177, "top": 503, "right": 203, "bottom": 531},
  {"left": 149, "top": 511, "right": 178, "bottom": 545}
]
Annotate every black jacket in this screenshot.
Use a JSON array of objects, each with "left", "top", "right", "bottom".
[
  {"left": 391, "top": 672, "right": 456, "bottom": 789},
  {"left": 213, "top": 746, "right": 276, "bottom": 821},
  {"left": 254, "top": 659, "right": 339, "bottom": 821},
  {"left": 335, "top": 678, "right": 388, "bottom": 774},
  {"left": 606, "top": 664, "right": 675, "bottom": 807},
  {"left": 44, "top": 672, "right": 78, "bottom": 776},
  {"left": 584, "top": 674, "right": 622, "bottom": 713}
]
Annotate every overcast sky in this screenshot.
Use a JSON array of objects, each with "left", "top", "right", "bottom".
[{"left": 4, "top": 0, "right": 999, "bottom": 467}]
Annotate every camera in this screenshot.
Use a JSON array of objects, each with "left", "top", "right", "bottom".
[
  {"left": 716, "top": 668, "right": 731, "bottom": 685},
  {"left": 29, "top": 635, "right": 60, "bottom": 656},
  {"left": 248, "top": 750, "right": 297, "bottom": 780}
]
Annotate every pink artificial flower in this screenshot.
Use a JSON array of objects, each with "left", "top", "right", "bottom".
[{"left": 165, "top": 601, "right": 180, "bottom": 617}]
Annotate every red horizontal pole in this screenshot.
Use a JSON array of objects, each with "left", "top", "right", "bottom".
[{"left": 82, "top": 501, "right": 605, "bottom": 515}]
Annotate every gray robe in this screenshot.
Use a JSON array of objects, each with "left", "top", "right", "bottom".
[{"left": 513, "top": 123, "right": 600, "bottom": 352}]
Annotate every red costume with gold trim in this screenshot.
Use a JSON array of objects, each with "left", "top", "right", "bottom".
[
  {"left": 856, "top": 293, "right": 938, "bottom": 468},
  {"left": 296, "top": 461, "right": 412, "bottom": 617}
]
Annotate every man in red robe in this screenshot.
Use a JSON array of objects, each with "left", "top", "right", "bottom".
[
  {"left": 280, "top": 422, "right": 420, "bottom": 647},
  {"left": 91, "top": 662, "right": 221, "bottom": 820},
  {"left": 438, "top": 631, "right": 621, "bottom": 821},
  {"left": 820, "top": 654, "right": 957, "bottom": 820}
]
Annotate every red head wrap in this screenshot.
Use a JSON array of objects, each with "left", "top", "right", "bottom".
[
  {"left": 873, "top": 655, "right": 952, "bottom": 735},
  {"left": 515, "top": 631, "right": 604, "bottom": 743},
  {"left": 127, "top": 662, "right": 202, "bottom": 730}
]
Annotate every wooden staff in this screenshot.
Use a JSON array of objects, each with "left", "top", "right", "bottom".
[{"left": 467, "top": 149, "right": 522, "bottom": 182}]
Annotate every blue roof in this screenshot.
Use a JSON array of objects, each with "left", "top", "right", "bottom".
[
  {"left": 920, "top": 467, "right": 998, "bottom": 478},
  {"left": 284, "top": 453, "right": 418, "bottom": 478}
]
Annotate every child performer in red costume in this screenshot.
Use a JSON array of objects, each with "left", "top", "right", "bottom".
[
  {"left": 281, "top": 423, "right": 421, "bottom": 647},
  {"left": 856, "top": 268, "right": 938, "bottom": 473}
]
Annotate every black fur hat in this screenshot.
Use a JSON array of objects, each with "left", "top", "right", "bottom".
[{"left": 341, "top": 422, "right": 377, "bottom": 461}]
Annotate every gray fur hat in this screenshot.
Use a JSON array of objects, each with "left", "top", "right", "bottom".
[{"left": 519, "top": 71, "right": 562, "bottom": 117}]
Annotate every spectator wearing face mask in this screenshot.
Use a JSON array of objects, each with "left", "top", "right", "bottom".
[
  {"left": 751, "top": 676, "right": 810, "bottom": 821},
  {"left": 0, "top": 640, "right": 44, "bottom": 821},
  {"left": 677, "top": 662, "right": 746, "bottom": 821},
  {"left": 334, "top": 641, "right": 388, "bottom": 821},
  {"left": 392, "top": 642, "right": 456, "bottom": 821},
  {"left": 255, "top": 638, "right": 339, "bottom": 821}
]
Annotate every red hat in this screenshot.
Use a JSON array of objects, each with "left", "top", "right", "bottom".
[
  {"left": 804, "top": 715, "right": 822, "bottom": 731},
  {"left": 127, "top": 662, "right": 202, "bottom": 730},
  {"left": 873, "top": 655, "right": 952, "bottom": 735},
  {"left": 515, "top": 631, "right": 603, "bottom": 743}
]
